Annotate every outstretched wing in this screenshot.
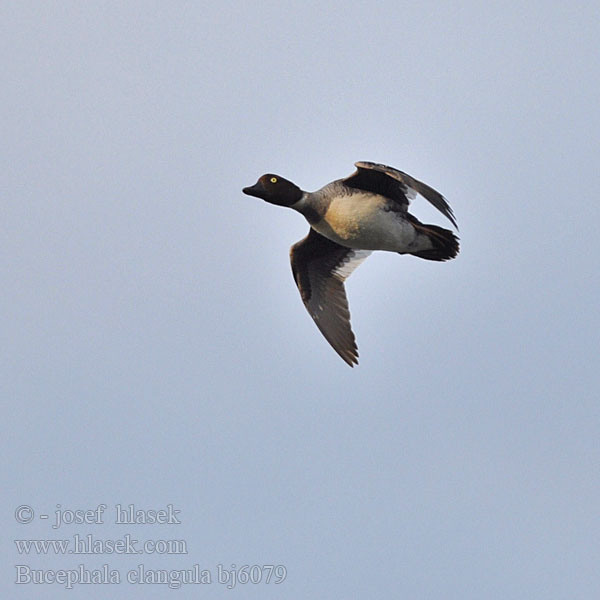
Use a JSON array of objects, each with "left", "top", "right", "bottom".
[
  {"left": 290, "top": 229, "right": 371, "bottom": 367},
  {"left": 345, "top": 161, "right": 458, "bottom": 229}
]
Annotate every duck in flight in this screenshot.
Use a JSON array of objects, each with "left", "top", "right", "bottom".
[{"left": 243, "top": 161, "right": 459, "bottom": 367}]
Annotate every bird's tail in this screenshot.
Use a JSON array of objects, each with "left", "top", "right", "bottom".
[{"left": 410, "top": 222, "right": 460, "bottom": 262}]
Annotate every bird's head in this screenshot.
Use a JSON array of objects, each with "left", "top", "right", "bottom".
[{"left": 243, "top": 174, "right": 302, "bottom": 207}]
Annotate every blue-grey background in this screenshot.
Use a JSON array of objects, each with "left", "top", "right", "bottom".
[{"left": 3, "top": 2, "right": 599, "bottom": 598}]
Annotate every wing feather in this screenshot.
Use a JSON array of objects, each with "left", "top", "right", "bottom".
[
  {"left": 290, "top": 229, "right": 370, "bottom": 367},
  {"left": 346, "top": 161, "right": 458, "bottom": 229}
]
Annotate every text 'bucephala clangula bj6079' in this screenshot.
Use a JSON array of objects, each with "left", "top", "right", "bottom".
[{"left": 243, "top": 161, "right": 459, "bottom": 367}]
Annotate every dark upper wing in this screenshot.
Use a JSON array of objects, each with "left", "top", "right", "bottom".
[
  {"left": 290, "top": 229, "right": 371, "bottom": 367},
  {"left": 342, "top": 162, "right": 411, "bottom": 211},
  {"left": 345, "top": 161, "right": 458, "bottom": 229}
]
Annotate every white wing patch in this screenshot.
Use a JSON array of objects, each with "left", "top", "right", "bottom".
[
  {"left": 404, "top": 186, "right": 417, "bottom": 201},
  {"left": 332, "top": 249, "right": 372, "bottom": 281}
]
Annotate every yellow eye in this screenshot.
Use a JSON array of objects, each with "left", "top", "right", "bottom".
[{"left": 270, "top": 177, "right": 277, "bottom": 183}]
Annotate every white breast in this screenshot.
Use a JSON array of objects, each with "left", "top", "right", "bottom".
[{"left": 313, "top": 192, "right": 417, "bottom": 252}]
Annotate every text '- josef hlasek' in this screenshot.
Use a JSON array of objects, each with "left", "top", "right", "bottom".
[{"left": 14, "top": 504, "right": 181, "bottom": 528}]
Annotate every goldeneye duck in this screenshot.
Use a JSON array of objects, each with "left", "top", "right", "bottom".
[{"left": 243, "top": 161, "right": 459, "bottom": 367}]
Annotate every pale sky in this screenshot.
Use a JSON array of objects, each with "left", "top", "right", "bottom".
[{"left": 3, "top": 2, "right": 600, "bottom": 598}]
